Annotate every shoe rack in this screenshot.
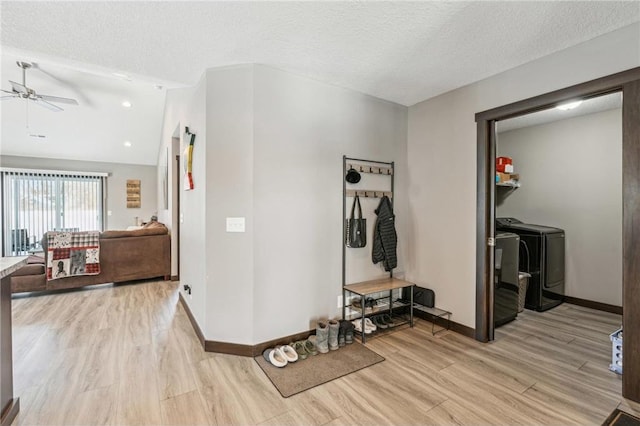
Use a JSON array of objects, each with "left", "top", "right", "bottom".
[
  {"left": 343, "top": 277, "right": 415, "bottom": 343},
  {"left": 341, "top": 156, "right": 415, "bottom": 343}
]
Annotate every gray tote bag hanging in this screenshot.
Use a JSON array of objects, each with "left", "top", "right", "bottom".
[{"left": 346, "top": 195, "right": 366, "bottom": 248}]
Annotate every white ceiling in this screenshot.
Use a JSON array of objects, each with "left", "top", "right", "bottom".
[
  {"left": 0, "top": 49, "right": 168, "bottom": 165},
  {"left": 1, "top": 1, "right": 639, "bottom": 165}
]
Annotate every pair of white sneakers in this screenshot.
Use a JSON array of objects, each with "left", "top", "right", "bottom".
[
  {"left": 352, "top": 318, "right": 377, "bottom": 334},
  {"left": 262, "top": 345, "right": 299, "bottom": 368}
]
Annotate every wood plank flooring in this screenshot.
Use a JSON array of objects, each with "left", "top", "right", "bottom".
[{"left": 10, "top": 280, "right": 632, "bottom": 425}]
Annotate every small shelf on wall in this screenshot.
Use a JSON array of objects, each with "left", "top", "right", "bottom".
[{"left": 496, "top": 182, "right": 520, "bottom": 188}]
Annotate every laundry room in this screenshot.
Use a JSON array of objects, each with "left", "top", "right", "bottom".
[{"left": 493, "top": 92, "right": 623, "bottom": 329}]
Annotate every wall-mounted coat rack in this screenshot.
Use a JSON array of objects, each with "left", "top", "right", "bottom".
[
  {"left": 342, "top": 155, "right": 395, "bottom": 290},
  {"left": 345, "top": 189, "right": 393, "bottom": 199},
  {"left": 346, "top": 163, "right": 393, "bottom": 175}
]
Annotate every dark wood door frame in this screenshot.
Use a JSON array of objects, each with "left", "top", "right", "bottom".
[
  {"left": 475, "top": 66, "right": 640, "bottom": 403},
  {"left": 175, "top": 154, "right": 181, "bottom": 279}
]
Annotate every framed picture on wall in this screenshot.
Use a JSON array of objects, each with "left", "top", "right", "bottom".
[
  {"left": 126, "top": 179, "right": 141, "bottom": 208},
  {"left": 183, "top": 129, "right": 195, "bottom": 190}
]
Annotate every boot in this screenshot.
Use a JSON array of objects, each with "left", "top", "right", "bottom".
[
  {"left": 345, "top": 321, "right": 354, "bottom": 344},
  {"left": 315, "top": 321, "right": 329, "bottom": 353},
  {"left": 338, "top": 320, "right": 349, "bottom": 347},
  {"left": 328, "top": 319, "right": 340, "bottom": 351}
]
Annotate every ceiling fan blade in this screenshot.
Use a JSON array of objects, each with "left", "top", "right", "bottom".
[
  {"left": 38, "top": 94, "right": 78, "bottom": 105},
  {"left": 8, "top": 80, "right": 28, "bottom": 94},
  {"left": 1, "top": 95, "right": 18, "bottom": 101},
  {"left": 33, "top": 98, "right": 63, "bottom": 112},
  {"left": 1, "top": 89, "right": 17, "bottom": 95}
]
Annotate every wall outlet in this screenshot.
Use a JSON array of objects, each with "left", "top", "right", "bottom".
[
  {"left": 226, "top": 217, "right": 245, "bottom": 233},
  {"left": 337, "top": 295, "right": 343, "bottom": 308}
]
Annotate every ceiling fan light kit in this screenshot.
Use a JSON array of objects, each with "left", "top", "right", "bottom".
[{"left": 1, "top": 61, "right": 79, "bottom": 112}]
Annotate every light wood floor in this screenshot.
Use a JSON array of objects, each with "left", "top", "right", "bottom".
[{"left": 10, "top": 280, "right": 639, "bottom": 425}]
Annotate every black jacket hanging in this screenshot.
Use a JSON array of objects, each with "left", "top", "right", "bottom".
[{"left": 372, "top": 196, "right": 397, "bottom": 271}]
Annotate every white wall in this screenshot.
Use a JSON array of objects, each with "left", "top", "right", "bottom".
[
  {"left": 0, "top": 155, "right": 157, "bottom": 230},
  {"left": 407, "top": 23, "right": 640, "bottom": 328},
  {"left": 497, "top": 108, "right": 622, "bottom": 306},
  {"left": 159, "top": 64, "right": 408, "bottom": 345}
]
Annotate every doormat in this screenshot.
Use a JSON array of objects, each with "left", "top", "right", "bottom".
[
  {"left": 254, "top": 342, "right": 384, "bottom": 398},
  {"left": 603, "top": 408, "right": 640, "bottom": 426}
]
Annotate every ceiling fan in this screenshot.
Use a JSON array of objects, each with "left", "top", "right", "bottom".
[{"left": 1, "top": 61, "right": 79, "bottom": 112}]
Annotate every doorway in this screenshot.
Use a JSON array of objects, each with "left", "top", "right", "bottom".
[
  {"left": 171, "top": 132, "right": 181, "bottom": 280},
  {"left": 475, "top": 67, "right": 640, "bottom": 402},
  {"left": 494, "top": 92, "right": 622, "bottom": 324}
]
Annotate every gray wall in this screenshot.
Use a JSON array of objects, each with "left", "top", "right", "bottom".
[
  {"left": 497, "top": 108, "right": 622, "bottom": 306},
  {"left": 407, "top": 23, "right": 639, "bottom": 328},
  {"left": 160, "top": 64, "right": 408, "bottom": 344},
  {"left": 204, "top": 65, "right": 255, "bottom": 344},
  {"left": 157, "top": 74, "right": 208, "bottom": 329},
  {"left": 1, "top": 155, "right": 157, "bottom": 230},
  {"left": 252, "top": 65, "right": 407, "bottom": 342}
]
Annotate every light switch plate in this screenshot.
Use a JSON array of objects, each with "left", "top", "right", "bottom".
[{"left": 226, "top": 217, "right": 245, "bottom": 232}]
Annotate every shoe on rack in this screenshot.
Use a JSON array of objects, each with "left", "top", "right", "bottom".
[
  {"left": 381, "top": 314, "right": 395, "bottom": 327},
  {"left": 279, "top": 345, "right": 299, "bottom": 363},
  {"left": 352, "top": 298, "right": 363, "bottom": 309},
  {"left": 364, "top": 318, "right": 377, "bottom": 333},
  {"left": 372, "top": 315, "right": 388, "bottom": 329},
  {"left": 365, "top": 297, "right": 378, "bottom": 309},
  {"left": 352, "top": 319, "right": 375, "bottom": 334},
  {"left": 268, "top": 347, "right": 288, "bottom": 368}
]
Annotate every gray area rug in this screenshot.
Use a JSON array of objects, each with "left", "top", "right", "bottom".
[{"left": 254, "top": 342, "right": 385, "bottom": 398}]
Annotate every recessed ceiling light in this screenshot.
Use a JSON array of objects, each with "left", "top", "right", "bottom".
[
  {"left": 122, "top": 100, "right": 132, "bottom": 108},
  {"left": 124, "top": 141, "right": 132, "bottom": 147},
  {"left": 556, "top": 100, "right": 583, "bottom": 111}
]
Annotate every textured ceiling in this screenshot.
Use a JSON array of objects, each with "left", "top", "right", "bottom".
[
  {"left": 2, "top": 1, "right": 638, "bottom": 106},
  {"left": 0, "top": 1, "right": 639, "bottom": 165}
]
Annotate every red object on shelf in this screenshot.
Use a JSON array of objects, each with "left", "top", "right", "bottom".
[{"left": 496, "top": 156, "right": 513, "bottom": 173}]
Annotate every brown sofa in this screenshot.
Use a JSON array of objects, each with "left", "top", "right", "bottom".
[{"left": 11, "top": 225, "right": 171, "bottom": 293}]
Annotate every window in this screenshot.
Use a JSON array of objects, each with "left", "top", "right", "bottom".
[{"left": 1, "top": 168, "right": 107, "bottom": 256}]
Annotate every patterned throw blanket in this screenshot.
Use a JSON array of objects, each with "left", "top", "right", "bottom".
[{"left": 47, "top": 231, "right": 101, "bottom": 280}]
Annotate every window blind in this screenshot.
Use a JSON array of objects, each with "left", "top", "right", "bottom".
[{"left": 1, "top": 169, "right": 107, "bottom": 256}]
